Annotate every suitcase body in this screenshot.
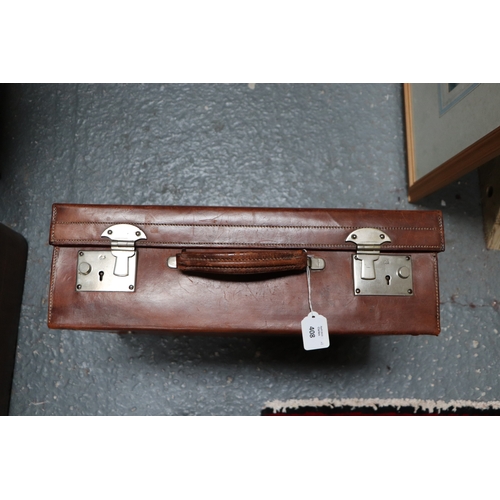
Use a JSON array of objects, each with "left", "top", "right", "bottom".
[
  {"left": 0, "top": 224, "right": 28, "bottom": 415},
  {"left": 48, "top": 204, "right": 444, "bottom": 336}
]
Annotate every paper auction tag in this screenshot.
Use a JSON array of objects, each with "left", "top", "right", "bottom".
[{"left": 301, "top": 312, "right": 330, "bottom": 351}]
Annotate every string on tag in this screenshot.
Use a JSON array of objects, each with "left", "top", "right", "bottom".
[
  {"left": 301, "top": 251, "right": 330, "bottom": 350},
  {"left": 304, "top": 250, "right": 314, "bottom": 314},
  {"left": 306, "top": 263, "right": 313, "bottom": 314}
]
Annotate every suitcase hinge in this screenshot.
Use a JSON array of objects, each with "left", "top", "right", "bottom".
[
  {"left": 346, "top": 228, "right": 413, "bottom": 296},
  {"left": 76, "top": 224, "right": 147, "bottom": 292}
]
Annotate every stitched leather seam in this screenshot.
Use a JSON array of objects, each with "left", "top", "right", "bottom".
[
  {"left": 181, "top": 265, "right": 303, "bottom": 271},
  {"left": 182, "top": 256, "right": 303, "bottom": 262},
  {"left": 50, "top": 239, "right": 443, "bottom": 250},
  {"left": 433, "top": 253, "right": 440, "bottom": 333},
  {"left": 438, "top": 214, "right": 445, "bottom": 250},
  {"left": 53, "top": 221, "right": 438, "bottom": 231},
  {"left": 184, "top": 264, "right": 303, "bottom": 267},
  {"left": 48, "top": 246, "right": 59, "bottom": 325},
  {"left": 51, "top": 205, "right": 58, "bottom": 244}
]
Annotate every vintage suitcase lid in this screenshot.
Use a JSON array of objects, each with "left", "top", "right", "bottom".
[{"left": 49, "top": 204, "right": 444, "bottom": 252}]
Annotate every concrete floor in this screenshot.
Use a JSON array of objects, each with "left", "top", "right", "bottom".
[{"left": 1, "top": 83, "right": 498, "bottom": 415}]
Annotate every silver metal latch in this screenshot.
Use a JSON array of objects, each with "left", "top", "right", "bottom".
[
  {"left": 76, "top": 224, "right": 146, "bottom": 292},
  {"left": 346, "top": 228, "right": 413, "bottom": 296},
  {"left": 307, "top": 255, "right": 325, "bottom": 270}
]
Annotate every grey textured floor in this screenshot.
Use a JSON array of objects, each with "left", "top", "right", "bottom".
[{"left": 1, "top": 83, "right": 498, "bottom": 416}]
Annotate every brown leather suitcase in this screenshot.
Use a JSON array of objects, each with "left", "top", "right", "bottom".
[
  {"left": 0, "top": 223, "right": 28, "bottom": 415},
  {"left": 48, "top": 204, "right": 444, "bottom": 339}
]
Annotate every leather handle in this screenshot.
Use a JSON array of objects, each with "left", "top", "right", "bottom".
[{"left": 176, "top": 249, "right": 307, "bottom": 275}]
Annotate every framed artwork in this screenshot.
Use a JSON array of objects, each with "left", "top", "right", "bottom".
[{"left": 404, "top": 83, "right": 500, "bottom": 202}]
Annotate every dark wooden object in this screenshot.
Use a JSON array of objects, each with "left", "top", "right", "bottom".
[{"left": 0, "top": 224, "right": 27, "bottom": 415}]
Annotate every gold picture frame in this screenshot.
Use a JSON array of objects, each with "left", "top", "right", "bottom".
[{"left": 404, "top": 83, "right": 500, "bottom": 202}]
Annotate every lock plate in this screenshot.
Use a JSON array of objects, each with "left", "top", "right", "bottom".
[
  {"left": 353, "top": 254, "right": 413, "bottom": 296},
  {"left": 76, "top": 250, "right": 137, "bottom": 292}
]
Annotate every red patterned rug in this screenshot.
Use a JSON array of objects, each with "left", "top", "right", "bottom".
[{"left": 261, "top": 398, "right": 500, "bottom": 415}]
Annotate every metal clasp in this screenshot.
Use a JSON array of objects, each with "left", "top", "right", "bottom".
[
  {"left": 102, "top": 224, "right": 147, "bottom": 277},
  {"left": 76, "top": 224, "right": 146, "bottom": 292},
  {"left": 307, "top": 255, "right": 325, "bottom": 270},
  {"left": 346, "top": 228, "right": 413, "bottom": 296},
  {"left": 346, "top": 228, "right": 391, "bottom": 280}
]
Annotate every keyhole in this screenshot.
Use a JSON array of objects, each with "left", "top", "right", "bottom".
[
  {"left": 99, "top": 271, "right": 104, "bottom": 282},
  {"left": 385, "top": 275, "right": 391, "bottom": 285}
]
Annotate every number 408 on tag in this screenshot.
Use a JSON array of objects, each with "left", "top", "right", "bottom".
[{"left": 301, "top": 312, "right": 330, "bottom": 351}]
